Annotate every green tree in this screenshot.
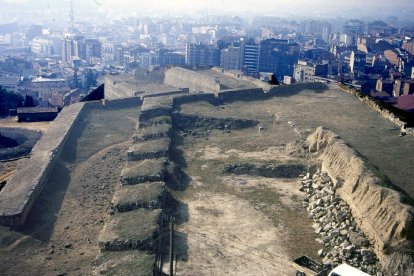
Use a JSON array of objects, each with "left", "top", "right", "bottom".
[{"left": 0, "top": 86, "right": 24, "bottom": 117}]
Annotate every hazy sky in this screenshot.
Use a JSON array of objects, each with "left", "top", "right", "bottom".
[{"left": 1, "top": 0, "right": 414, "bottom": 20}]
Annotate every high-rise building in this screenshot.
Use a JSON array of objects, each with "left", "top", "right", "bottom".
[
  {"left": 241, "top": 41, "right": 259, "bottom": 75},
  {"left": 61, "top": 35, "right": 85, "bottom": 67},
  {"left": 186, "top": 43, "right": 220, "bottom": 67},
  {"left": 85, "top": 39, "right": 102, "bottom": 61},
  {"left": 31, "top": 37, "right": 56, "bottom": 56},
  {"left": 350, "top": 51, "right": 367, "bottom": 78},
  {"left": 259, "top": 39, "right": 300, "bottom": 80},
  {"left": 220, "top": 44, "right": 242, "bottom": 71}
]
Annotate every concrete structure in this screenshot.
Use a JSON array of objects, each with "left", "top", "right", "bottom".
[
  {"left": 259, "top": 39, "right": 300, "bottom": 81},
  {"left": 85, "top": 38, "right": 102, "bottom": 63},
  {"left": 283, "top": 76, "right": 296, "bottom": 85},
  {"left": 17, "top": 107, "right": 58, "bottom": 122},
  {"left": 31, "top": 37, "right": 55, "bottom": 56},
  {"left": 220, "top": 44, "right": 241, "bottom": 71},
  {"left": 376, "top": 79, "right": 394, "bottom": 93},
  {"left": 294, "top": 60, "right": 328, "bottom": 82},
  {"left": 403, "top": 79, "right": 414, "bottom": 95},
  {"left": 350, "top": 51, "right": 367, "bottom": 78},
  {"left": 164, "top": 67, "right": 222, "bottom": 92},
  {"left": 402, "top": 40, "right": 414, "bottom": 56},
  {"left": 0, "top": 103, "right": 84, "bottom": 226},
  {"left": 157, "top": 49, "right": 185, "bottom": 67},
  {"left": 104, "top": 74, "right": 184, "bottom": 100},
  {"left": 241, "top": 42, "right": 260, "bottom": 75},
  {"left": 29, "top": 77, "right": 70, "bottom": 101},
  {"left": 186, "top": 43, "right": 220, "bottom": 67}
]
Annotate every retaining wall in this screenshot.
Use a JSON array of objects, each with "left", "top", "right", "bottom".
[
  {"left": 0, "top": 102, "right": 86, "bottom": 226},
  {"left": 216, "top": 88, "right": 265, "bottom": 103},
  {"left": 104, "top": 76, "right": 136, "bottom": 99},
  {"left": 340, "top": 85, "right": 414, "bottom": 136},
  {"left": 164, "top": 67, "right": 222, "bottom": 92},
  {"left": 172, "top": 93, "right": 217, "bottom": 107}
]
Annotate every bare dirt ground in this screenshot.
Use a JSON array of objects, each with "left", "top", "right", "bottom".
[
  {"left": 0, "top": 118, "right": 50, "bottom": 190},
  {"left": 167, "top": 120, "right": 321, "bottom": 275},
  {"left": 0, "top": 117, "right": 51, "bottom": 133},
  {"left": 0, "top": 104, "right": 139, "bottom": 276},
  {"left": 179, "top": 85, "right": 414, "bottom": 199}
]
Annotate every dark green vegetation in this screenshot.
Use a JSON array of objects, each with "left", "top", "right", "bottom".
[{"left": 0, "top": 85, "right": 23, "bottom": 117}]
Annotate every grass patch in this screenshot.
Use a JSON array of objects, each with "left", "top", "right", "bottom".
[{"left": 95, "top": 251, "right": 154, "bottom": 276}]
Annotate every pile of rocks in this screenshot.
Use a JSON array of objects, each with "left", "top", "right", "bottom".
[{"left": 299, "top": 170, "right": 382, "bottom": 275}]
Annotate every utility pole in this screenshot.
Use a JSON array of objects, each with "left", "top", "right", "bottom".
[{"left": 169, "top": 217, "right": 175, "bottom": 276}]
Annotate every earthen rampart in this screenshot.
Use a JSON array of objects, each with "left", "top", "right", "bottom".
[{"left": 0, "top": 103, "right": 85, "bottom": 226}]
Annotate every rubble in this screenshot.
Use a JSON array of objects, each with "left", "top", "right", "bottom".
[{"left": 299, "top": 170, "right": 382, "bottom": 275}]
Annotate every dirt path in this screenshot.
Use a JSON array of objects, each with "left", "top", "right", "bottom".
[{"left": 175, "top": 193, "right": 295, "bottom": 275}]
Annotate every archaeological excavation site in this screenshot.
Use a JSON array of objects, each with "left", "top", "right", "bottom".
[{"left": 0, "top": 67, "right": 413, "bottom": 276}]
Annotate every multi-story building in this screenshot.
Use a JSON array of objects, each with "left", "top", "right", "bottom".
[
  {"left": 376, "top": 79, "right": 394, "bottom": 94},
  {"left": 403, "top": 79, "right": 414, "bottom": 95},
  {"left": 350, "top": 51, "right": 366, "bottom": 78},
  {"left": 402, "top": 41, "right": 414, "bottom": 56},
  {"left": 241, "top": 41, "right": 259, "bottom": 75},
  {"left": 157, "top": 49, "right": 185, "bottom": 67},
  {"left": 186, "top": 43, "right": 220, "bottom": 67},
  {"left": 29, "top": 77, "right": 70, "bottom": 101},
  {"left": 220, "top": 44, "right": 241, "bottom": 70},
  {"left": 31, "top": 37, "right": 55, "bottom": 56},
  {"left": 85, "top": 39, "right": 102, "bottom": 62},
  {"left": 294, "top": 60, "right": 328, "bottom": 82},
  {"left": 259, "top": 39, "right": 300, "bottom": 80}
]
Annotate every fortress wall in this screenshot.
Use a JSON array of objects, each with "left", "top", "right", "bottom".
[
  {"left": 340, "top": 85, "right": 414, "bottom": 135},
  {"left": 104, "top": 76, "right": 136, "bottom": 99},
  {"left": 216, "top": 88, "right": 266, "bottom": 103},
  {"left": 307, "top": 127, "right": 414, "bottom": 265},
  {"left": 164, "top": 67, "right": 222, "bottom": 92},
  {"left": 172, "top": 93, "right": 217, "bottom": 107},
  {"left": 211, "top": 67, "right": 274, "bottom": 91},
  {"left": 266, "top": 82, "right": 328, "bottom": 96},
  {"left": 103, "top": 96, "right": 143, "bottom": 108},
  {"left": 0, "top": 103, "right": 86, "bottom": 226}
]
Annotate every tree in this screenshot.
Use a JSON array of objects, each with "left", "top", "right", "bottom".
[
  {"left": 0, "top": 86, "right": 23, "bottom": 117},
  {"left": 24, "top": 95, "right": 34, "bottom": 107}
]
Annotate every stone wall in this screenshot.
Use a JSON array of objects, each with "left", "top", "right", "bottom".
[
  {"left": 216, "top": 88, "right": 265, "bottom": 103},
  {"left": 104, "top": 76, "right": 136, "bottom": 99},
  {"left": 0, "top": 102, "right": 85, "bottom": 226},
  {"left": 172, "top": 93, "right": 217, "bottom": 107},
  {"left": 164, "top": 67, "right": 222, "bottom": 92},
  {"left": 339, "top": 85, "right": 414, "bottom": 136},
  {"left": 307, "top": 127, "right": 414, "bottom": 272},
  {"left": 211, "top": 67, "right": 274, "bottom": 91},
  {"left": 103, "top": 96, "right": 143, "bottom": 108},
  {"left": 266, "top": 82, "right": 329, "bottom": 96}
]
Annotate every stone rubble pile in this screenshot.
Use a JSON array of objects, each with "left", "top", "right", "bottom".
[{"left": 299, "top": 170, "right": 382, "bottom": 275}]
